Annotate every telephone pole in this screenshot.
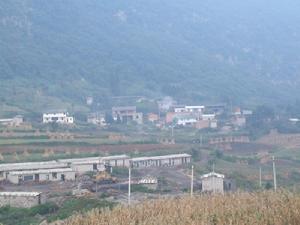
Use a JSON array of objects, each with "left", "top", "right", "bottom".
[
  {"left": 128, "top": 166, "right": 131, "bottom": 205},
  {"left": 272, "top": 156, "right": 277, "bottom": 192},
  {"left": 259, "top": 166, "right": 262, "bottom": 188},
  {"left": 190, "top": 165, "right": 194, "bottom": 197}
]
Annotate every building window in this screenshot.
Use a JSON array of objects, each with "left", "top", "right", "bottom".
[{"left": 52, "top": 172, "right": 57, "bottom": 179}]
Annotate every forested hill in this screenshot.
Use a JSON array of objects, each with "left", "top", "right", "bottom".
[{"left": 1, "top": 0, "right": 300, "bottom": 116}]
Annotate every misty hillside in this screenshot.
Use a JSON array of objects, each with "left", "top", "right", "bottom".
[{"left": 1, "top": 0, "right": 300, "bottom": 115}]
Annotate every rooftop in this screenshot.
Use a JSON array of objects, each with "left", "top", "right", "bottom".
[
  {"left": 131, "top": 153, "right": 191, "bottom": 162},
  {"left": 0, "top": 192, "right": 41, "bottom": 197},
  {"left": 200, "top": 172, "right": 225, "bottom": 179},
  {"left": 9, "top": 168, "right": 74, "bottom": 175},
  {"left": 0, "top": 161, "right": 67, "bottom": 171}
]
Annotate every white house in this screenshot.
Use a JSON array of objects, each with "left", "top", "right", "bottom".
[{"left": 43, "top": 112, "right": 74, "bottom": 124}]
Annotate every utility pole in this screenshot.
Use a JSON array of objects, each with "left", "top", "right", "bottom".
[
  {"left": 212, "top": 163, "right": 215, "bottom": 194},
  {"left": 128, "top": 166, "right": 131, "bottom": 205},
  {"left": 200, "top": 134, "right": 203, "bottom": 147},
  {"left": 272, "top": 156, "right": 277, "bottom": 192},
  {"left": 190, "top": 165, "right": 194, "bottom": 197},
  {"left": 259, "top": 166, "right": 262, "bottom": 188}
]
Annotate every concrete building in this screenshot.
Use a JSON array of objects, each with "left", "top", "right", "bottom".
[
  {"left": 43, "top": 112, "right": 74, "bottom": 124},
  {"left": 7, "top": 168, "right": 75, "bottom": 184},
  {"left": 112, "top": 106, "right": 143, "bottom": 124},
  {"left": 131, "top": 153, "right": 191, "bottom": 168},
  {"left": 200, "top": 172, "right": 225, "bottom": 194},
  {"left": 0, "top": 161, "right": 68, "bottom": 181},
  {"left": 0, "top": 115, "right": 24, "bottom": 127},
  {"left": 0, "top": 192, "right": 42, "bottom": 208}
]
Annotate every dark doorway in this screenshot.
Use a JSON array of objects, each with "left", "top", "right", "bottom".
[
  {"left": 34, "top": 174, "right": 39, "bottom": 182},
  {"left": 61, "top": 174, "right": 65, "bottom": 181}
]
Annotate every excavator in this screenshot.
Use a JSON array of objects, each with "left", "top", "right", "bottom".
[{"left": 93, "top": 171, "right": 117, "bottom": 185}]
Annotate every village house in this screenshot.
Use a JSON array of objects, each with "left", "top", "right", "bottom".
[
  {"left": 87, "top": 112, "right": 106, "bottom": 126},
  {"left": 0, "top": 115, "right": 24, "bottom": 127},
  {"left": 7, "top": 168, "right": 75, "bottom": 184},
  {"left": 157, "top": 96, "right": 176, "bottom": 112},
  {"left": 112, "top": 106, "right": 143, "bottom": 124},
  {"left": 0, "top": 192, "right": 42, "bottom": 208},
  {"left": 176, "top": 114, "right": 198, "bottom": 126},
  {"left": 43, "top": 112, "right": 74, "bottom": 124},
  {"left": 147, "top": 113, "right": 159, "bottom": 123},
  {"left": 131, "top": 153, "right": 191, "bottom": 168}
]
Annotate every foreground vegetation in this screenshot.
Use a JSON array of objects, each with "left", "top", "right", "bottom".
[
  {"left": 62, "top": 191, "right": 300, "bottom": 225},
  {"left": 0, "top": 198, "right": 114, "bottom": 225}
]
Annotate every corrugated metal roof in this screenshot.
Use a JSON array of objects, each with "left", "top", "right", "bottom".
[
  {"left": 102, "top": 155, "right": 130, "bottom": 160},
  {"left": 9, "top": 168, "right": 74, "bottom": 175},
  {"left": 200, "top": 172, "right": 225, "bottom": 179},
  {"left": 131, "top": 153, "right": 191, "bottom": 162},
  {"left": 0, "top": 161, "right": 68, "bottom": 171},
  {"left": 0, "top": 192, "right": 41, "bottom": 197}
]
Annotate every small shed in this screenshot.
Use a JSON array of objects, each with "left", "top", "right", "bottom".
[{"left": 200, "top": 172, "right": 225, "bottom": 194}]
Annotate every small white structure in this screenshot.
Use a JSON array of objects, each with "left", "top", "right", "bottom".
[
  {"left": 200, "top": 172, "right": 225, "bottom": 194},
  {"left": 43, "top": 112, "right": 74, "bottom": 124},
  {"left": 7, "top": 168, "right": 75, "bottom": 184},
  {"left": 0, "top": 161, "right": 68, "bottom": 181},
  {"left": 0, "top": 192, "right": 42, "bottom": 208},
  {"left": 0, "top": 115, "right": 24, "bottom": 127},
  {"left": 131, "top": 153, "right": 191, "bottom": 168},
  {"left": 138, "top": 176, "right": 158, "bottom": 184}
]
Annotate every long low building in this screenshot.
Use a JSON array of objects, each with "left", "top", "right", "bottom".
[
  {"left": 7, "top": 168, "right": 75, "bottom": 184},
  {"left": 101, "top": 155, "right": 130, "bottom": 167},
  {"left": 58, "top": 155, "right": 130, "bottom": 174},
  {"left": 0, "top": 192, "right": 42, "bottom": 208},
  {"left": 0, "top": 161, "right": 68, "bottom": 181},
  {"left": 131, "top": 153, "right": 191, "bottom": 168}
]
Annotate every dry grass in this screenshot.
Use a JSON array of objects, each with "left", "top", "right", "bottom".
[{"left": 60, "top": 191, "right": 300, "bottom": 225}]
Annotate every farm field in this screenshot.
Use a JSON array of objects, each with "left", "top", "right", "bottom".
[{"left": 61, "top": 191, "right": 300, "bottom": 225}]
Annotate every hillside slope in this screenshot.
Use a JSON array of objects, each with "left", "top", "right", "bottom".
[{"left": 1, "top": 0, "right": 300, "bottom": 115}]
